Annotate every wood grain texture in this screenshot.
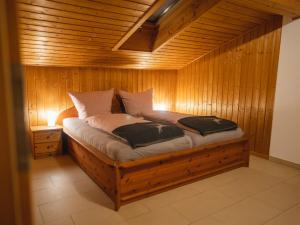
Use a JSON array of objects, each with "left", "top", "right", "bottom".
[
  {"left": 153, "top": 0, "right": 222, "bottom": 51},
  {"left": 64, "top": 126, "right": 249, "bottom": 210},
  {"left": 112, "top": 0, "right": 166, "bottom": 51},
  {"left": 0, "top": 0, "right": 31, "bottom": 224},
  {"left": 24, "top": 66, "right": 177, "bottom": 127},
  {"left": 30, "top": 126, "right": 62, "bottom": 159},
  {"left": 176, "top": 16, "right": 282, "bottom": 157},
  {"left": 16, "top": 0, "right": 299, "bottom": 69}
]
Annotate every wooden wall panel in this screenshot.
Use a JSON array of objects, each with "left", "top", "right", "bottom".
[
  {"left": 176, "top": 16, "right": 282, "bottom": 157},
  {"left": 24, "top": 66, "right": 177, "bottom": 126}
]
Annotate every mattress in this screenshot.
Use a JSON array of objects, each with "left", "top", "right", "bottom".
[
  {"left": 63, "top": 118, "right": 193, "bottom": 162},
  {"left": 142, "top": 111, "right": 245, "bottom": 146},
  {"left": 184, "top": 128, "right": 244, "bottom": 146}
]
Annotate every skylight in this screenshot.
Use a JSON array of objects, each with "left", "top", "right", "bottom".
[{"left": 146, "top": 0, "right": 179, "bottom": 24}]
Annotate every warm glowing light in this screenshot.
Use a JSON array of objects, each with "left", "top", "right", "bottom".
[
  {"left": 47, "top": 111, "right": 58, "bottom": 126},
  {"left": 153, "top": 103, "right": 168, "bottom": 111}
]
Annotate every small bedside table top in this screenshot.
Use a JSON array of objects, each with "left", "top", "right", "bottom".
[{"left": 30, "top": 125, "right": 63, "bottom": 132}]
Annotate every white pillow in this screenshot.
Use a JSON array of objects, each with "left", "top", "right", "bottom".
[
  {"left": 69, "top": 89, "right": 114, "bottom": 119},
  {"left": 118, "top": 89, "right": 153, "bottom": 116}
]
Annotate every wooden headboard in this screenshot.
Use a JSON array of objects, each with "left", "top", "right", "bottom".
[{"left": 56, "top": 94, "right": 124, "bottom": 125}]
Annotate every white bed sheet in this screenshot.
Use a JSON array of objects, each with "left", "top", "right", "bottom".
[
  {"left": 63, "top": 118, "right": 193, "bottom": 162},
  {"left": 143, "top": 111, "right": 245, "bottom": 146}
]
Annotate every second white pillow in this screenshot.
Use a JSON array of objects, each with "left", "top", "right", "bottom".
[{"left": 118, "top": 89, "right": 153, "bottom": 116}]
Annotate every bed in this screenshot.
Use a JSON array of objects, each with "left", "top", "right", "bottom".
[{"left": 56, "top": 101, "right": 249, "bottom": 210}]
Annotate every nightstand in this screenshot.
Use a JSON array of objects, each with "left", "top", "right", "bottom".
[{"left": 30, "top": 126, "right": 63, "bottom": 159}]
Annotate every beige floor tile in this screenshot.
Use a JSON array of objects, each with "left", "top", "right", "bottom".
[
  {"left": 139, "top": 191, "right": 171, "bottom": 209},
  {"left": 32, "top": 187, "right": 65, "bottom": 206},
  {"left": 264, "top": 203, "right": 300, "bottom": 225},
  {"left": 190, "top": 217, "right": 224, "bottom": 225},
  {"left": 250, "top": 156, "right": 300, "bottom": 179},
  {"left": 217, "top": 169, "right": 282, "bottom": 201},
  {"left": 43, "top": 217, "right": 75, "bottom": 225},
  {"left": 166, "top": 184, "right": 201, "bottom": 202},
  {"left": 30, "top": 155, "right": 300, "bottom": 225},
  {"left": 218, "top": 168, "right": 282, "bottom": 201},
  {"left": 171, "top": 190, "right": 237, "bottom": 222},
  {"left": 201, "top": 169, "right": 242, "bottom": 187},
  {"left": 39, "top": 195, "right": 93, "bottom": 223},
  {"left": 126, "top": 207, "right": 189, "bottom": 225},
  {"left": 30, "top": 157, "right": 61, "bottom": 170},
  {"left": 185, "top": 178, "right": 217, "bottom": 192},
  {"left": 140, "top": 184, "right": 200, "bottom": 210},
  {"left": 285, "top": 174, "right": 300, "bottom": 187},
  {"left": 237, "top": 167, "right": 283, "bottom": 186},
  {"left": 49, "top": 167, "right": 89, "bottom": 184},
  {"left": 212, "top": 198, "right": 281, "bottom": 225},
  {"left": 39, "top": 189, "right": 113, "bottom": 223},
  {"left": 32, "top": 207, "right": 43, "bottom": 225},
  {"left": 52, "top": 175, "right": 98, "bottom": 192},
  {"left": 30, "top": 167, "right": 60, "bottom": 181},
  {"left": 32, "top": 178, "right": 100, "bottom": 206},
  {"left": 30, "top": 156, "right": 80, "bottom": 180},
  {"left": 31, "top": 177, "right": 54, "bottom": 192},
  {"left": 72, "top": 205, "right": 126, "bottom": 225},
  {"left": 118, "top": 202, "right": 149, "bottom": 220},
  {"left": 253, "top": 182, "right": 300, "bottom": 211}
]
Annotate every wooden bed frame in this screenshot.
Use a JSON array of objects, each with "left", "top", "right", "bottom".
[{"left": 57, "top": 106, "right": 249, "bottom": 210}]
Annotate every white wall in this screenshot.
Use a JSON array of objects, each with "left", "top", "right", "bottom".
[{"left": 270, "top": 18, "right": 300, "bottom": 164}]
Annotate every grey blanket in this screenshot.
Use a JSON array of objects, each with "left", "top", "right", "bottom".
[
  {"left": 178, "top": 116, "right": 237, "bottom": 136},
  {"left": 112, "top": 122, "right": 184, "bottom": 148}
]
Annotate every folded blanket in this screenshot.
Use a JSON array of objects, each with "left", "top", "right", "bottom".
[
  {"left": 86, "top": 114, "right": 184, "bottom": 148},
  {"left": 178, "top": 116, "right": 237, "bottom": 136},
  {"left": 112, "top": 122, "right": 184, "bottom": 148},
  {"left": 143, "top": 111, "right": 238, "bottom": 136}
]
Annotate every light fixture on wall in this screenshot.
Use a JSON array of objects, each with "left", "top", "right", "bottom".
[
  {"left": 153, "top": 103, "right": 168, "bottom": 111},
  {"left": 47, "top": 110, "right": 58, "bottom": 127}
]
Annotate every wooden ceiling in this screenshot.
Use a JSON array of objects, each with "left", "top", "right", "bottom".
[{"left": 17, "top": 0, "right": 300, "bottom": 69}]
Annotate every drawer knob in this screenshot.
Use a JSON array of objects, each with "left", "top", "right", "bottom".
[{"left": 46, "top": 136, "right": 50, "bottom": 139}]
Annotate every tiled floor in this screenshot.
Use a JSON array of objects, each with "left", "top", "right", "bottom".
[{"left": 30, "top": 155, "right": 300, "bottom": 225}]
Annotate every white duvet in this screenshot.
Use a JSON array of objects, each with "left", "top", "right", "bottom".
[
  {"left": 63, "top": 118, "right": 193, "bottom": 161},
  {"left": 142, "top": 111, "right": 188, "bottom": 124},
  {"left": 85, "top": 113, "right": 149, "bottom": 142},
  {"left": 86, "top": 113, "right": 146, "bottom": 133},
  {"left": 142, "top": 111, "right": 245, "bottom": 146}
]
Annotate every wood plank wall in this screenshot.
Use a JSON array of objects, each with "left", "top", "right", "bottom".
[
  {"left": 176, "top": 16, "right": 282, "bottom": 157},
  {"left": 24, "top": 66, "right": 177, "bottom": 127},
  {"left": 23, "top": 16, "right": 282, "bottom": 156}
]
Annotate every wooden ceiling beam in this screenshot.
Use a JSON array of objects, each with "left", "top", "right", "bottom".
[
  {"left": 112, "top": 0, "right": 166, "bottom": 51},
  {"left": 152, "top": 0, "right": 222, "bottom": 52}
]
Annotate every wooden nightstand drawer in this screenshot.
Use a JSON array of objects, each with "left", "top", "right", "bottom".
[
  {"left": 30, "top": 126, "right": 63, "bottom": 159},
  {"left": 34, "top": 130, "right": 61, "bottom": 143},
  {"left": 34, "top": 142, "right": 59, "bottom": 154}
]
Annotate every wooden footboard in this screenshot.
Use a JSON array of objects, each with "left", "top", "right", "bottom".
[
  {"left": 66, "top": 136, "right": 119, "bottom": 205},
  {"left": 118, "top": 137, "right": 249, "bottom": 204},
  {"left": 64, "top": 130, "right": 249, "bottom": 210}
]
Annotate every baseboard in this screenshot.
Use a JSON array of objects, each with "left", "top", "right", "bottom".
[
  {"left": 269, "top": 156, "right": 300, "bottom": 169},
  {"left": 250, "top": 151, "right": 269, "bottom": 159}
]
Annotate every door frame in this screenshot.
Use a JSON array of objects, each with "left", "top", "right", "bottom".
[{"left": 0, "top": 0, "right": 31, "bottom": 224}]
